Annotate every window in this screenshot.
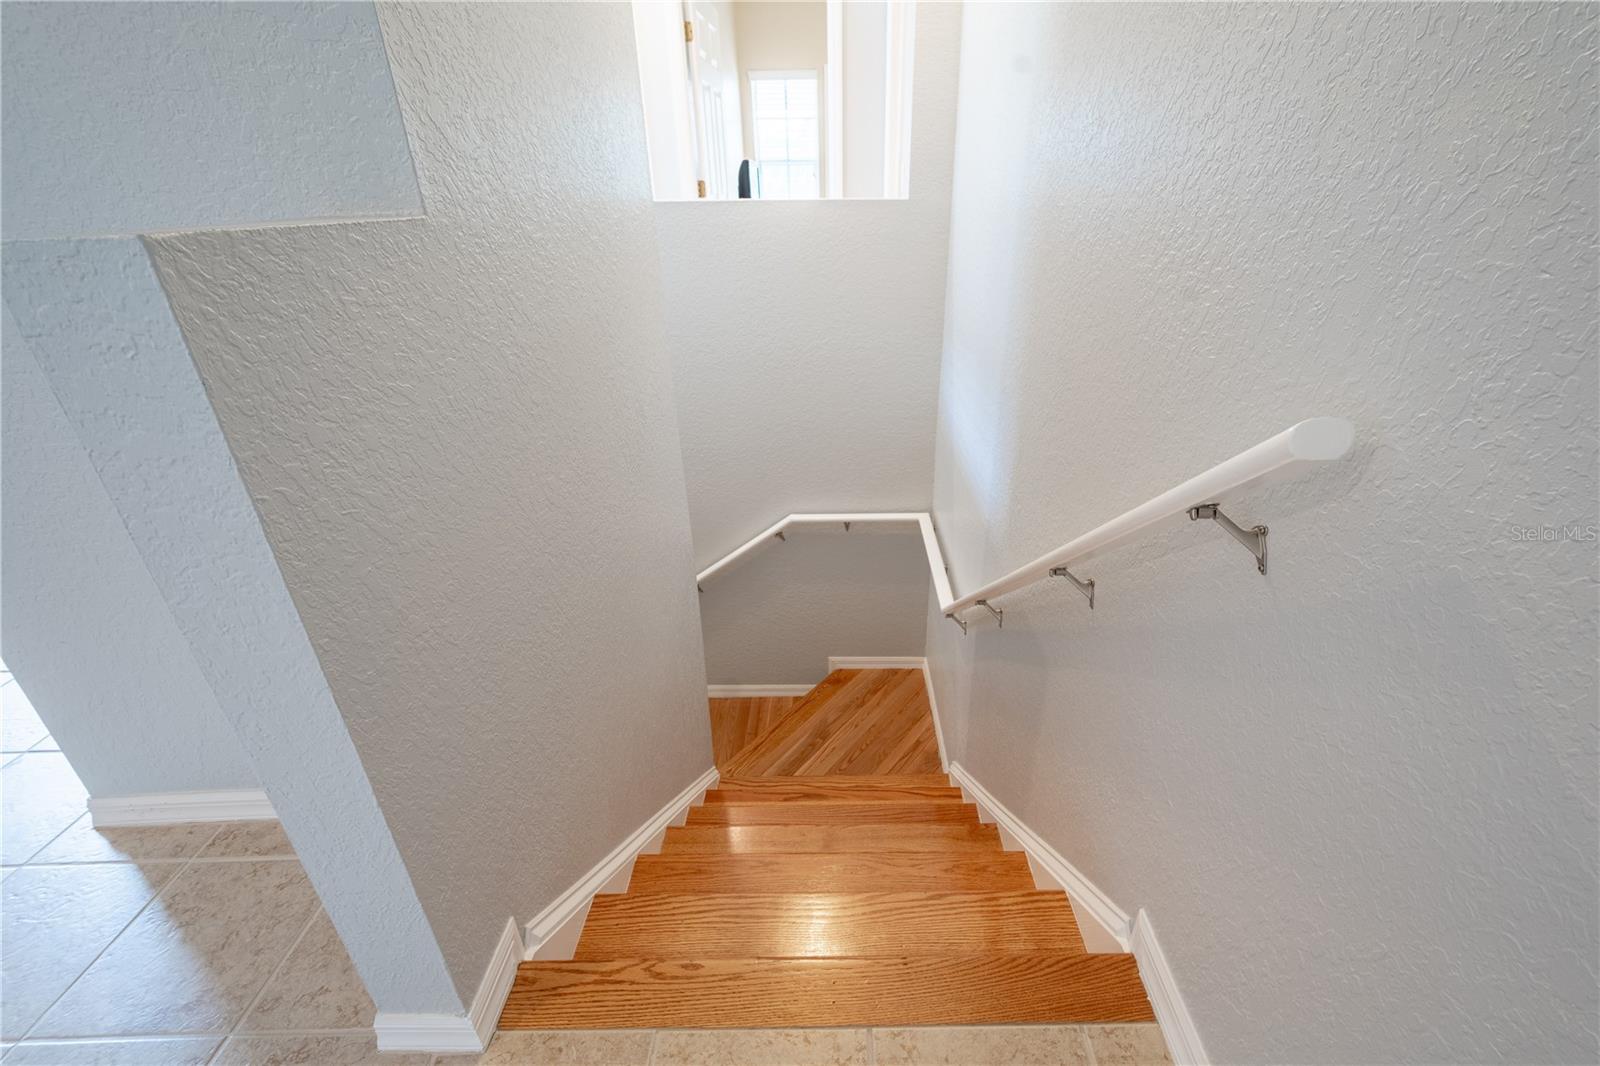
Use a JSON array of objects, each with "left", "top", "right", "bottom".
[{"left": 749, "top": 72, "right": 819, "bottom": 200}]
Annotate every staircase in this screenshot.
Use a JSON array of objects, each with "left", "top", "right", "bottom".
[{"left": 501, "top": 669, "right": 1156, "bottom": 1029}]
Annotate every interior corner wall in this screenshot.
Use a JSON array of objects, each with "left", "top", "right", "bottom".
[
  {"left": 926, "top": 5, "right": 1598, "bottom": 1064},
  {"left": 142, "top": 3, "right": 711, "bottom": 1002},
  {"left": 659, "top": 1, "right": 961, "bottom": 684},
  {"left": 0, "top": 0, "right": 456, "bottom": 1017},
  {"left": 3, "top": 236, "right": 459, "bottom": 1016},
  {"left": 1, "top": 310, "right": 257, "bottom": 796}
]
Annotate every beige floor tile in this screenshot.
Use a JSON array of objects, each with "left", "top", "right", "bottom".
[
  {"left": 195, "top": 821, "right": 295, "bottom": 859},
  {"left": 435, "top": 1030, "right": 654, "bottom": 1065},
  {"left": 239, "top": 908, "right": 374, "bottom": 1031},
  {"left": 2, "top": 683, "right": 51, "bottom": 753},
  {"left": 0, "top": 863, "right": 178, "bottom": 1040},
  {"left": 31, "top": 859, "right": 319, "bottom": 1037},
  {"left": 1082, "top": 1025, "right": 1173, "bottom": 1066},
  {"left": 874, "top": 1027, "right": 1092, "bottom": 1066},
  {"left": 1, "top": 752, "right": 89, "bottom": 864},
  {"left": 654, "top": 1029, "right": 870, "bottom": 1065},
  {"left": 3, "top": 1037, "right": 221, "bottom": 1065},
  {"left": 31, "top": 814, "right": 220, "bottom": 864},
  {"left": 213, "top": 1033, "right": 431, "bottom": 1066}
]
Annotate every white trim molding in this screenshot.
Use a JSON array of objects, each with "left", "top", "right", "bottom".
[
  {"left": 707, "top": 684, "right": 812, "bottom": 698},
  {"left": 919, "top": 659, "right": 949, "bottom": 772},
  {"left": 522, "top": 765, "right": 719, "bottom": 960},
  {"left": 87, "top": 788, "right": 276, "bottom": 827},
  {"left": 826, "top": 656, "right": 925, "bottom": 671},
  {"left": 1131, "top": 909, "right": 1209, "bottom": 1066},
  {"left": 374, "top": 916, "right": 523, "bottom": 1054},
  {"left": 374, "top": 1013, "right": 478, "bottom": 1055},
  {"left": 948, "top": 762, "right": 1132, "bottom": 950}
]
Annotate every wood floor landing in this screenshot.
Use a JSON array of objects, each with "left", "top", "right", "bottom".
[
  {"left": 707, "top": 695, "right": 798, "bottom": 768},
  {"left": 715, "top": 669, "right": 942, "bottom": 777}
]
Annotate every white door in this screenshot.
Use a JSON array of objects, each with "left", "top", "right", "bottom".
[{"left": 684, "top": 1, "right": 741, "bottom": 198}]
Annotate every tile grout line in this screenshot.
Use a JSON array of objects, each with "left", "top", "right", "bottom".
[
  {"left": 202, "top": 902, "right": 325, "bottom": 1065},
  {"left": 24, "top": 854, "right": 301, "bottom": 868},
  {"left": 646, "top": 1027, "right": 659, "bottom": 1066},
  {"left": 1082, "top": 1024, "right": 1100, "bottom": 1066},
  {"left": 13, "top": 805, "right": 91, "bottom": 867},
  {"left": 19, "top": 1028, "right": 375, "bottom": 1043},
  {"left": 14, "top": 822, "right": 226, "bottom": 1043},
  {"left": 866, "top": 1026, "right": 876, "bottom": 1066}
]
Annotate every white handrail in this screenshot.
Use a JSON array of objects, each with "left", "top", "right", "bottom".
[
  {"left": 695, "top": 417, "right": 1354, "bottom": 621},
  {"left": 695, "top": 512, "right": 930, "bottom": 586}
]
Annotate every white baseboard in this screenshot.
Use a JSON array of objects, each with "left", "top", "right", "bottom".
[
  {"left": 373, "top": 1013, "right": 479, "bottom": 1055},
  {"left": 1131, "top": 909, "right": 1208, "bottom": 1066},
  {"left": 374, "top": 916, "right": 523, "bottom": 1054},
  {"left": 707, "top": 684, "right": 813, "bottom": 697},
  {"left": 919, "top": 659, "right": 949, "bottom": 772},
  {"left": 826, "top": 655, "right": 925, "bottom": 671},
  {"left": 87, "top": 789, "right": 276, "bottom": 827},
  {"left": 947, "top": 762, "right": 1131, "bottom": 951},
  {"left": 522, "top": 765, "right": 718, "bottom": 959}
]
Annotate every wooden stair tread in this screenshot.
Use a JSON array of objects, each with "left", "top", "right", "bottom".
[
  {"left": 503, "top": 954, "right": 1155, "bottom": 1029},
  {"left": 687, "top": 800, "right": 977, "bottom": 826},
  {"left": 574, "top": 891, "right": 1086, "bottom": 958},
  {"left": 660, "top": 823, "right": 1003, "bottom": 855},
  {"left": 703, "top": 785, "right": 964, "bottom": 804},
  {"left": 626, "top": 852, "right": 1036, "bottom": 893},
  {"left": 717, "top": 774, "right": 951, "bottom": 789}
]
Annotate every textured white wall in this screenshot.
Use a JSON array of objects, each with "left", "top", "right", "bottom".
[
  {"left": 659, "top": 2, "right": 960, "bottom": 682},
  {"left": 701, "top": 528, "right": 928, "bottom": 684},
  {"left": 928, "top": 4, "right": 1598, "bottom": 1064},
  {"left": 1, "top": 312, "right": 257, "bottom": 796},
  {"left": 1, "top": 0, "right": 419, "bottom": 239},
  {"left": 145, "top": 3, "right": 712, "bottom": 1001}
]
